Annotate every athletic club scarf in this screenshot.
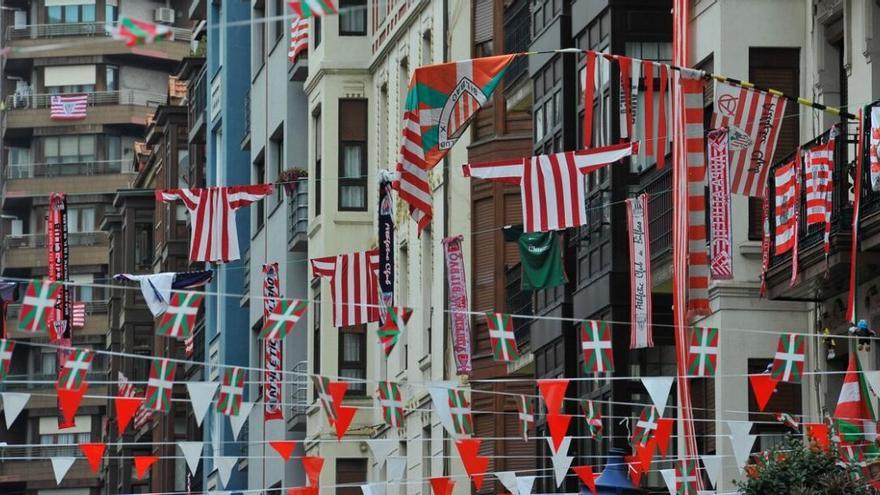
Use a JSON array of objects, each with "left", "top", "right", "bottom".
[
  {"left": 145, "top": 358, "right": 176, "bottom": 412},
  {"left": 0, "top": 339, "right": 15, "bottom": 381},
  {"left": 871, "top": 107, "right": 880, "bottom": 191},
  {"left": 377, "top": 381, "right": 404, "bottom": 429},
  {"left": 582, "top": 51, "right": 597, "bottom": 149},
  {"left": 46, "top": 193, "right": 71, "bottom": 343},
  {"left": 687, "top": 327, "right": 718, "bottom": 377},
  {"left": 846, "top": 110, "right": 865, "bottom": 323},
  {"left": 804, "top": 139, "right": 835, "bottom": 265},
  {"left": 770, "top": 333, "right": 805, "bottom": 383},
  {"left": 760, "top": 190, "right": 771, "bottom": 297},
  {"left": 581, "top": 320, "right": 613, "bottom": 373},
  {"left": 394, "top": 54, "right": 518, "bottom": 232},
  {"left": 484, "top": 313, "right": 520, "bottom": 362},
  {"left": 156, "top": 292, "right": 203, "bottom": 338},
  {"left": 18, "top": 280, "right": 61, "bottom": 334},
  {"left": 443, "top": 236, "right": 472, "bottom": 376},
  {"left": 262, "top": 263, "right": 281, "bottom": 321},
  {"left": 264, "top": 339, "right": 283, "bottom": 421},
  {"left": 217, "top": 367, "right": 246, "bottom": 416},
  {"left": 627, "top": 193, "right": 652, "bottom": 349},
  {"left": 708, "top": 129, "right": 733, "bottom": 280},
  {"left": 378, "top": 175, "right": 395, "bottom": 322}
]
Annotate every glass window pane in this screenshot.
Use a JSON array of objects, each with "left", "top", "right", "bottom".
[
  {"left": 65, "top": 5, "right": 80, "bottom": 23},
  {"left": 60, "top": 136, "right": 78, "bottom": 158},
  {"left": 106, "top": 135, "right": 121, "bottom": 161},
  {"left": 340, "top": 186, "right": 365, "bottom": 209},
  {"left": 81, "top": 208, "right": 95, "bottom": 231},
  {"left": 82, "top": 5, "right": 96, "bottom": 22},
  {"left": 48, "top": 6, "right": 62, "bottom": 23},
  {"left": 106, "top": 5, "right": 117, "bottom": 22},
  {"left": 80, "top": 136, "right": 95, "bottom": 159},
  {"left": 342, "top": 145, "right": 361, "bottom": 177}
]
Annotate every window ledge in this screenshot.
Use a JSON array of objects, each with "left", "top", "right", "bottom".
[
  {"left": 418, "top": 354, "right": 431, "bottom": 371},
  {"left": 739, "top": 240, "right": 763, "bottom": 259}
]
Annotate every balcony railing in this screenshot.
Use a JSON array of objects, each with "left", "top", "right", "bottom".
[
  {"left": 5, "top": 90, "right": 167, "bottom": 110},
  {"left": 503, "top": 0, "right": 530, "bottom": 89},
  {"left": 2, "top": 231, "right": 110, "bottom": 250},
  {"left": 505, "top": 263, "right": 532, "bottom": 347},
  {"left": 290, "top": 360, "right": 309, "bottom": 421},
  {"left": 640, "top": 168, "right": 673, "bottom": 260},
  {"left": 5, "top": 22, "right": 191, "bottom": 42},
  {"left": 188, "top": 67, "right": 207, "bottom": 134},
  {"left": 288, "top": 181, "right": 308, "bottom": 250},
  {"left": 5, "top": 160, "right": 127, "bottom": 179},
  {"left": 5, "top": 300, "right": 109, "bottom": 319},
  {"left": 768, "top": 122, "right": 858, "bottom": 268}
]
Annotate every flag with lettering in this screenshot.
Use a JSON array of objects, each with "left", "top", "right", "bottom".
[
  {"left": 485, "top": 313, "right": 521, "bottom": 362},
  {"left": 377, "top": 381, "right": 404, "bottom": 429},
  {"left": 18, "top": 280, "right": 61, "bottom": 334},
  {"left": 145, "top": 358, "right": 176, "bottom": 412},
  {"left": 627, "top": 193, "right": 652, "bottom": 348},
  {"left": 260, "top": 299, "right": 308, "bottom": 340},
  {"left": 581, "top": 320, "right": 614, "bottom": 373},
  {"left": 711, "top": 81, "right": 787, "bottom": 197},
  {"left": 156, "top": 292, "right": 203, "bottom": 338},
  {"left": 57, "top": 347, "right": 93, "bottom": 390},
  {"left": 217, "top": 367, "right": 246, "bottom": 416},
  {"left": 687, "top": 327, "right": 718, "bottom": 377}
]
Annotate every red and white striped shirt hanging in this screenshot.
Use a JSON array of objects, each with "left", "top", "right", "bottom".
[
  {"left": 774, "top": 159, "right": 799, "bottom": 255},
  {"left": 311, "top": 250, "right": 380, "bottom": 327},
  {"left": 462, "top": 142, "right": 637, "bottom": 233}
]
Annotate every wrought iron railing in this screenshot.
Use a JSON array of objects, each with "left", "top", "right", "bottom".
[
  {"left": 640, "top": 168, "right": 673, "bottom": 260},
  {"left": 291, "top": 360, "right": 309, "bottom": 420},
  {"left": 5, "top": 160, "right": 127, "bottom": 179},
  {"left": 5, "top": 90, "right": 167, "bottom": 110},
  {"left": 2, "top": 231, "right": 109, "bottom": 250},
  {"left": 5, "top": 22, "right": 191, "bottom": 41}
]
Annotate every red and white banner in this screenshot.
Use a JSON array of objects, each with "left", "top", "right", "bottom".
[
  {"left": 760, "top": 191, "right": 770, "bottom": 298},
  {"left": 264, "top": 338, "right": 283, "bottom": 421},
  {"left": 708, "top": 129, "right": 733, "bottom": 280},
  {"left": 262, "top": 263, "right": 280, "bottom": 321},
  {"left": 626, "top": 193, "right": 652, "bottom": 349},
  {"left": 50, "top": 94, "right": 88, "bottom": 120},
  {"left": 442, "top": 235, "right": 472, "bottom": 376},
  {"left": 870, "top": 107, "right": 880, "bottom": 191}
]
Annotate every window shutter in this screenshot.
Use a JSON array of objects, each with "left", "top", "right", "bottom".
[{"left": 474, "top": 0, "right": 493, "bottom": 44}]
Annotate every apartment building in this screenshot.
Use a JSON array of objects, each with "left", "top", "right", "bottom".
[
  {"left": 302, "top": 0, "right": 470, "bottom": 493},
  {"left": 0, "top": 2, "right": 189, "bottom": 494},
  {"left": 243, "top": 0, "right": 309, "bottom": 491}
]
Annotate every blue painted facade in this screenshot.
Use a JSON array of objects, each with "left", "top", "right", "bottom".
[{"left": 204, "top": 0, "right": 252, "bottom": 490}]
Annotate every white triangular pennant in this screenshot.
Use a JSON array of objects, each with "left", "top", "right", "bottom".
[
  {"left": 361, "top": 483, "right": 386, "bottom": 495},
  {"left": 731, "top": 434, "right": 757, "bottom": 473},
  {"left": 229, "top": 401, "right": 254, "bottom": 441},
  {"left": 865, "top": 370, "right": 880, "bottom": 398},
  {"left": 51, "top": 456, "right": 75, "bottom": 485},
  {"left": 366, "top": 439, "right": 396, "bottom": 467},
  {"left": 387, "top": 456, "right": 407, "bottom": 482},
  {"left": 515, "top": 475, "right": 536, "bottom": 495},
  {"left": 547, "top": 437, "right": 573, "bottom": 488},
  {"left": 727, "top": 420, "right": 753, "bottom": 439},
  {"left": 641, "top": 377, "right": 674, "bottom": 416},
  {"left": 660, "top": 469, "right": 676, "bottom": 494},
  {"left": 496, "top": 471, "right": 519, "bottom": 495},
  {"left": 700, "top": 454, "right": 722, "bottom": 489},
  {"left": 178, "top": 441, "right": 203, "bottom": 476},
  {"left": 186, "top": 382, "right": 219, "bottom": 427},
  {"left": 428, "top": 382, "right": 458, "bottom": 438},
  {"left": 2, "top": 392, "right": 29, "bottom": 429},
  {"left": 214, "top": 456, "right": 238, "bottom": 488}
]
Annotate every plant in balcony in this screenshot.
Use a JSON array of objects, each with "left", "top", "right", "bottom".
[{"left": 278, "top": 168, "right": 308, "bottom": 196}]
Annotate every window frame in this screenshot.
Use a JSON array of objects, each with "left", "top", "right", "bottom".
[
  {"left": 337, "top": 99, "right": 368, "bottom": 212},
  {"left": 338, "top": 325, "right": 367, "bottom": 396},
  {"left": 338, "top": 0, "right": 367, "bottom": 36}
]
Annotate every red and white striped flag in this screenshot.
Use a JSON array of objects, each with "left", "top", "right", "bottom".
[
  {"left": 50, "top": 94, "right": 88, "bottom": 120},
  {"left": 289, "top": 15, "right": 308, "bottom": 62},
  {"left": 311, "top": 250, "right": 380, "bottom": 327},
  {"left": 711, "top": 81, "right": 787, "bottom": 198},
  {"left": 71, "top": 302, "right": 86, "bottom": 328},
  {"left": 774, "top": 159, "right": 798, "bottom": 255},
  {"left": 804, "top": 139, "right": 834, "bottom": 258}
]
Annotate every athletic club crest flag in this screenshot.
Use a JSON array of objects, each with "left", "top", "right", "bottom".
[
  {"left": 217, "top": 367, "right": 246, "bottom": 416},
  {"left": 395, "top": 55, "right": 517, "bottom": 231},
  {"left": 156, "top": 292, "right": 203, "bottom": 338},
  {"left": 145, "top": 358, "right": 176, "bottom": 412},
  {"left": 580, "top": 320, "right": 614, "bottom": 373}
]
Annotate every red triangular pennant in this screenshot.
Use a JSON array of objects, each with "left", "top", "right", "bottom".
[
  {"left": 654, "top": 418, "right": 674, "bottom": 457},
  {"left": 634, "top": 437, "right": 655, "bottom": 475},
  {"left": 328, "top": 381, "right": 349, "bottom": 412},
  {"left": 302, "top": 455, "right": 324, "bottom": 487},
  {"left": 430, "top": 477, "right": 455, "bottom": 495},
  {"left": 547, "top": 413, "right": 572, "bottom": 452},
  {"left": 572, "top": 465, "right": 597, "bottom": 495},
  {"left": 805, "top": 423, "right": 830, "bottom": 451},
  {"left": 270, "top": 440, "right": 297, "bottom": 461},
  {"left": 134, "top": 455, "right": 158, "bottom": 480},
  {"left": 334, "top": 405, "right": 357, "bottom": 441},
  {"left": 288, "top": 488, "right": 318, "bottom": 495},
  {"left": 624, "top": 453, "right": 643, "bottom": 486},
  {"left": 749, "top": 374, "right": 779, "bottom": 412},
  {"left": 57, "top": 383, "right": 88, "bottom": 427},
  {"left": 537, "top": 379, "right": 569, "bottom": 415},
  {"left": 79, "top": 442, "right": 106, "bottom": 474},
  {"left": 455, "top": 439, "right": 490, "bottom": 491},
  {"left": 115, "top": 396, "right": 143, "bottom": 435}
]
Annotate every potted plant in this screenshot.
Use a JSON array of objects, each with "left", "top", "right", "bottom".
[{"left": 278, "top": 168, "right": 308, "bottom": 196}]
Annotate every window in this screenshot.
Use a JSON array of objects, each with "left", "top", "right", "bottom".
[
  {"left": 314, "top": 16, "right": 322, "bottom": 47},
  {"left": 41, "top": 352, "right": 57, "bottom": 375},
  {"left": 339, "top": 325, "right": 366, "bottom": 395},
  {"left": 312, "top": 285, "right": 321, "bottom": 399},
  {"left": 135, "top": 223, "right": 153, "bottom": 270},
  {"left": 48, "top": 6, "right": 63, "bottom": 24},
  {"left": 254, "top": 156, "right": 266, "bottom": 229},
  {"left": 40, "top": 432, "right": 91, "bottom": 456},
  {"left": 105, "top": 65, "right": 118, "bottom": 91},
  {"left": 313, "top": 108, "right": 322, "bottom": 215},
  {"left": 270, "top": 133, "right": 284, "bottom": 210},
  {"left": 68, "top": 207, "right": 96, "bottom": 233},
  {"left": 43, "top": 136, "right": 96, "bottom": 169},
  {"left": 274, "top": 0, "right": 285, "bottom": 42},
  {"left": 254, "top": 2, "right": 266, "bottom": 64},
  {"left": 474, "top": 0, "right": 493, "bottom": 57},
  {"left": 71, "top": 274, "right": 94, "bottom": 302},
  {"left": 533, "top": 56, "right": 562, "bottom": 154},
  {"left": 624, "top": 42, "right": 674, "bottom": 172},
  {"left": 336, "top": 459, "right": 367, "bottom": 495},
  {"left": 106, "top": 135, "right": 121, "bottom": 162},
  {"left": 339, "top": 0, "right": 367, "bottom": 36},
  {"left": 105, "top": 1, "right": 117, "bottom": 22},
  {"left": 531, "top": 0, "right": 561, "bottom": 36},
  {"left": 338, "top": 99, "right": 368, "bottom": 211},
  {"left": 46, "top": 3, "right": 96, "bottom": 24}
]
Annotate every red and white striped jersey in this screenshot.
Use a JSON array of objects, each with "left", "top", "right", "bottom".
[
  {"left": 462, "top": 142, "right": 637, "bottom": 232},
  {"left": 805, "top": 140, "right": 834, "bottom": 226},
  {"left": 288, "top": 15, "right": 308, "bottom": 62},
  {"left": 155, "top": 185, "right": 273, "bottom": 263},
  {"left": 71, "top": 302, "right": 86, "bottom": 328},
  {"left": 774, "top": 160, "right": 799, "bottom": 255},
  {"left": 311, "top": 250, "right": 380, "bottom": 327}
]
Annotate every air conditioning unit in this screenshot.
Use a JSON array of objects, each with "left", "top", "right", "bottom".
[{"left": 154, "top": 7, "right": 175, "bottom": 24}]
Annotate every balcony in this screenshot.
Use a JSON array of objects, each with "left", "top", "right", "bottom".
[
  {"left": 0, "top": 447, "right": 96, "bottom": 484},
  {"left": 1, "top": 162, "right": 135, "bottom": 209},
  {"left": 639, "top": 167, "right": 673, "bottom": 286},
  {"left": 764, "top": 123, "right": 858, "bottom": 300},
  {"left": 4, "top": 300, "right": 109, "bottom": 339},
  {"left": 4, "top": 22, "right": 191, "bottom": 61},
  {"left": 187, "top": 67, "right": 207, "bottom": 144},
  {"left": 288, "top": 181, "right": 308, "bottom": 252},
  {"left": 3, "top": 90, "right": 165, "bottom": 130},
  {"left": 289, "top": 360, "right": 308, "bottom": 431},
  {"left": 0, "top": 232, "right": 110, "bottom": 271},
  {"left": 505, "top": 263, "right": 532, "bottom": 349},
  {"left": 502, "top": 0, "right": 531, "bottom": 111}
]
